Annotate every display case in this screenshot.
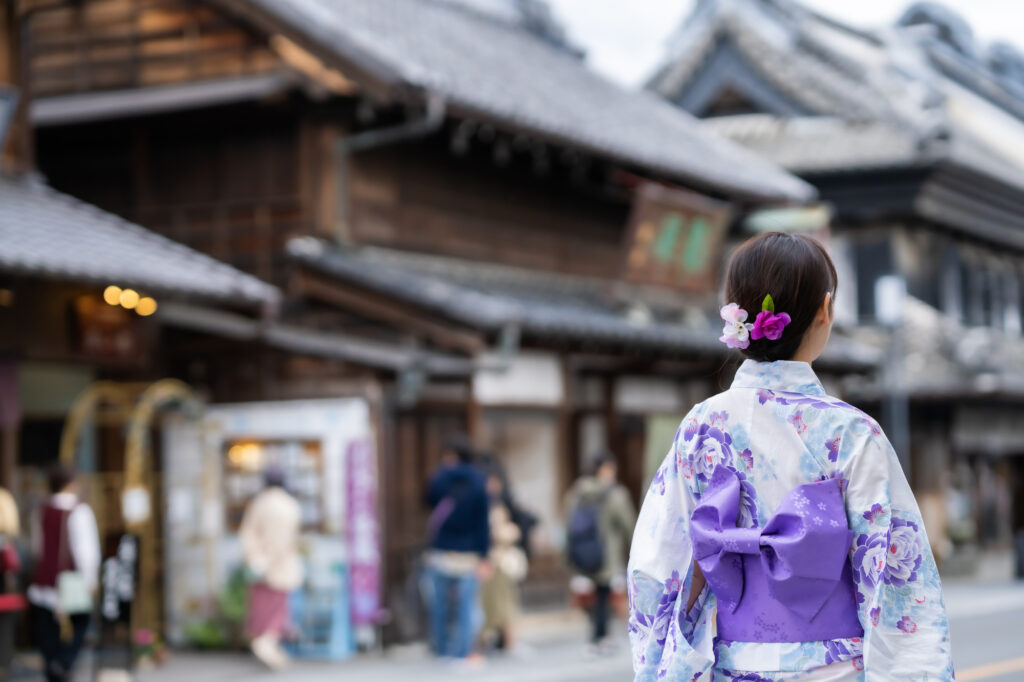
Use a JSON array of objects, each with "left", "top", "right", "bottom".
[{"left": 162, "top": 398, "right": 377, "bottom": 660}]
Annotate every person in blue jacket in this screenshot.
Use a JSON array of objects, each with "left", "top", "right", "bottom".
[{"left": 425, "top": 437, "right": 491, "bottom": 663}]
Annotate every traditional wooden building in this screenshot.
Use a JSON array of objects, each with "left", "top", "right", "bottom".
[
  {"left": 649, "top": 0, "right": 1024, "bottom": 562},
  {"left": 11, "top": 0, "right": 879, "bottom": 640}
]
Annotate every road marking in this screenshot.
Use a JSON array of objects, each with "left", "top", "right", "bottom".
[{"left": 958, "top": 656, "right": 1024, "bottom": 681}]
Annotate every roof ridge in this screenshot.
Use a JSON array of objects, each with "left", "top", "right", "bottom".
[{"left": 428, "top": 0, "right": 582, "bottom": 56}]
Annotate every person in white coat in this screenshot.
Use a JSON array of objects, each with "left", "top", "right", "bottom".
[{"left": 240, "top": 467, "right": 302, "bottom": 670}]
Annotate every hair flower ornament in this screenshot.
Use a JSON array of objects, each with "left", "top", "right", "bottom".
[
  {"left": 751, "top": 294, "right": 791, "bottom": 341},
  {"left": 719, "top": 302, "right": 753, "bottom": 349},
  {"left": 719, "top": 295, "right": 791, "bottom": 349}
]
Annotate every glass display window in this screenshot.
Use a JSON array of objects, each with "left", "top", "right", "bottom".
[{"left": 223, "top": 438, "right": 324, "bottom": 531}]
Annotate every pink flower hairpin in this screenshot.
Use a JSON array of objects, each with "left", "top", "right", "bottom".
[{"left": 719, "top": 295, "right": 791, "bottom": 350}]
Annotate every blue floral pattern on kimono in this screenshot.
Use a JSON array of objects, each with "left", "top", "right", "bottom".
[{"left": 628, "top": 360, "right": 954, "bottom": 681}]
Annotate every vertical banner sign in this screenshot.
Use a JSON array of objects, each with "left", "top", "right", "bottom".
[
  {"left": 346, "top": 439, "right": 380, "bottom": 627},
  {"left": 101, "top": 534, "right": 138, "bottom": 624},
  {"left": 96, "top": 534, "right": 139, "bottom": 673},
  {"left": 621, "top": 182, "right": 733, "bottom": 293}
]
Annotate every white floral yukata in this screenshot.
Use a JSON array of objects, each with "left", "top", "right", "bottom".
[{"left": 628, "top": 360, "right": 954, "bottom": 681}]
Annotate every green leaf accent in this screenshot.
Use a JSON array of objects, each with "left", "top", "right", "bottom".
[{"left": 762, "top": 294, "right": 775, "bottom": 313}]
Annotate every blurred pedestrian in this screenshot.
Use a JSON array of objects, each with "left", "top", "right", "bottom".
[
  {"left": 240, "top": 467, "right": 302, "bottom": 670},
  {"left": 28, "top": 463, "right": 100, "bottom": 682},
  {"left": 0, "top": 485, "right": 25, "bottom": 679},
  {"left": 424, "top": 437, "right": 490, "bottom": 664},
  {"left": 564, "top": 451, "right": 635, "bottom": 654},
  {"left": 478, "top": 453, "right": 538, "bottom": 563},
  {"left": 480, "top": 468, "right": 528, "bottom": 655}
]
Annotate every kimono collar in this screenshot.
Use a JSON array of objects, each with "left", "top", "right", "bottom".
[{"left": 730, "top": 359, "right": 826, "bottom": 397}]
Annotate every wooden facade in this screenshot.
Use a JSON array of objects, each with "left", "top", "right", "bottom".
[
  {"left": 21, "top": 0, "right": 279, "bottom": 96},
  {"left": 14, "top": 0, "right": 814, "bottom": 642},
  {"left": 349, "top": 140, "right": 630, "bottom": 279}
]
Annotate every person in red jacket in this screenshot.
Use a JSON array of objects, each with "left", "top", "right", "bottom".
[{"left": 28, "top": 464, "right": 100, "bottom": 682}]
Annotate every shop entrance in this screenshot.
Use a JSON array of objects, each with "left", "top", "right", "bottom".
[{"left": 58, "top": 379, "right": 203, "bottom": 640}]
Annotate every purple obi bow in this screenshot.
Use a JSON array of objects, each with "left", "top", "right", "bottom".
[{"left": 691, "top": 466, "right": 854, "bottom": 620}]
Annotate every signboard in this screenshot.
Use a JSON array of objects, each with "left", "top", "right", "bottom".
[
  {"left": 744, "top": 203, "right": 832, "bottom": 242},
  {"left": 346, "top": 438, "right": 379, "bottom": 628},
  {"left": 101, "top": 534, "right": 139, "bottom": 624},
  {"left": 95, "top": 534, "right": 140, "bottom": 673},
  {"left": 72, "top": 295, "right": 141, "bottom": 360},
  {"left": 621, "top": 182, "right": 733, "bottom": 293}
]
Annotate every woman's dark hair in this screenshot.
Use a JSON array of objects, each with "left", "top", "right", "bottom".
[
  {"left": 264, "top": 466, "right": 286, "bottom": 489},
  {"left": 444, "top": 435, "right": 476, "bottom": 464},
  {"left": 724, "top": 231, "right": 837, "bottom": 362},
  {"left": 47, "top": 462, "right": 76, "bottom": 494},
  {"left": 588, "top": 449, "right": 618, "bottom": 476}
]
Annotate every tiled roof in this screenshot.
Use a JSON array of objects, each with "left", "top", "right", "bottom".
[
  {"left": 649, "top": 0, "right": 943, "bottom": 133},
  {"left": 0, "top": 175, "right": 279, "bottom": 307},
  {"left": 287, "top": 238, "right": 879, "bottom": 370},
  {"left": 160, "top": 302, "right": 471, "bottom": 375},
  {"left": 702, "top": 115, "right": 927, "bottom": 174},
  {"left": 651, "top": 0, "right": 1024, "bottom": 220},
  {"left": 230, "top": 0, "right": 813, "bottom": 202}
]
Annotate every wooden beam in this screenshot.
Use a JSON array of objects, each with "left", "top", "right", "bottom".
[
  {"left": 270, "top": 34, "right": 358, "bottom": 95},
  {"left": 207, "top": 0, "right": 400, "bottom": 103},
  {"left": 295, "top": 270, "right": 487, "bottom": 355}
]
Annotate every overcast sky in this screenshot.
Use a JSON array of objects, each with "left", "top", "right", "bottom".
[{"left": 546, "top": 0, "right": 1024, "bottom": 86}]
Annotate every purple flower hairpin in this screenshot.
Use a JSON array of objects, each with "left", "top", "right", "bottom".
[{"left": 719, "top": 294, "right": 791, "bottom": 350}]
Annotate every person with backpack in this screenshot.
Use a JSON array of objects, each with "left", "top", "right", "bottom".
[
  {"left": 424, "top": 437, "right": 491, "bottom": 665},
  {"left": 564, "top": 451, "right": 636, "bottom": 653}
]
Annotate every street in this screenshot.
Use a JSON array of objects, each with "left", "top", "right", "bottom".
[
  {"left": 119, "top": 580, "right": 1024, "bottom": 682},
  {"left": 946, "top": 580, "right": 1024, "bottom": 682}
]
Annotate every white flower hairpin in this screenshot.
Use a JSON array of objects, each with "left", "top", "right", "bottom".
[{"left": 719, "top": 295, "right": 792, "bottom": 350}]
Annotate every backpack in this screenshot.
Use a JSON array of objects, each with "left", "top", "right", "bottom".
[{"left": 567, "top": 487, "right": 611, "bottom": 574}]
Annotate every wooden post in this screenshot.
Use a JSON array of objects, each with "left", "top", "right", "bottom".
[
  {"left": 1, "top": 0, "right": 32, "bottom": 173},
  {"left": 0, "top": 427, "right": 16, "bottom": 492},
  {"left": 466, "top": 376, "right": 481, "bottom": 444},
  {"left": 556, "top": 355, "right": 573, "bottom": 497},
  {"left": 0, "top": 358, "right": 18, "bottom": 491},
  {"left": 603, "top": 375, "right": 618, "bottom": 463}
]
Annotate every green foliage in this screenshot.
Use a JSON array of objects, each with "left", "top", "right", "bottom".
[
  {"left": 182, "top": 620, "right": 228, "bottom": 650},
  {"left": 218, "top": 567, "right": 248, "bottom": 623},
  {"left": 182, "top": 566, "right": 249, "bottom": 650},
  {"left": 762, "top": 294, "right": 775, "bottom": 313}
]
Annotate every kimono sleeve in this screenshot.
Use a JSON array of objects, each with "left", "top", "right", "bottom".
[
  {"left": 627, "top": 426, "right": 716, "bottom": 681},
  {"left": 843, "top": 433, "right": 955, "bottom": 680}
]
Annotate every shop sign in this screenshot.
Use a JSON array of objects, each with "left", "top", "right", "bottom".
[
  {"left": 346, "top": 438, "right": 379, "bottom": 626},
  {"left": 621, "top": 182, "right": 733, "bottom": 293},
  {"left": 101, "top": 534, "right": 138, "bottom": 623},
  {"left": 72, "top": 296, "right": 141, "bottom": 360}
]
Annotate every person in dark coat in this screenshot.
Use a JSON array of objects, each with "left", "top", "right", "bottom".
[{"left": 424, "top": 437, "right": 491, "bottom": 662}]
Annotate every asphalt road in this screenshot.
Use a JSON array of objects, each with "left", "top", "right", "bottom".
[
  {"left": 947, "top": 581, "right": 1024, "bottom": 682},
  {"left": 28, "top": 579, "right": 1024, "bottom": 682}
]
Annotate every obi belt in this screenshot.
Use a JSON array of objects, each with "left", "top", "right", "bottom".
[{"left": 691, "top": 466, "right": 864, "bottom": 643}]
